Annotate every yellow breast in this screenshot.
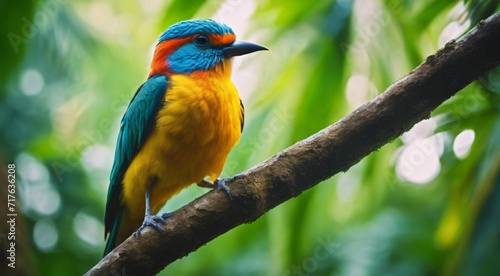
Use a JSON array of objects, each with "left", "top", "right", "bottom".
[{"left": 121, "top": 61, "right": 243, "bottom": 219}]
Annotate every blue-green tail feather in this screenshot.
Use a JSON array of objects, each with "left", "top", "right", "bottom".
[{"left": 103, "top": 205, "right": 124, "bottom": 257}]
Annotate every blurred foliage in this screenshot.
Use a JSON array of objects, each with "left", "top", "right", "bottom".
[
  {"left": 1, "top": 0, "right": 500, "bottom": 275},
  {"left": 0, "top": 0, "right": 38, "bottom": 86}
]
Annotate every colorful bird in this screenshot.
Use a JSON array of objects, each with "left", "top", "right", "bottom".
[{"left": 103, "top": 19, "right": 267, "bottom": 256}]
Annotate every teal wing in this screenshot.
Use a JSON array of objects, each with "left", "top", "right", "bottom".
[{"left": 104, "top": 75, "right": 168, "bottom": 256}]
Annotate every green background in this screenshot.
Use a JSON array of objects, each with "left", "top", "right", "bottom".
[{"left": 1, "top": 0, "right": 500, "bottom": 275}]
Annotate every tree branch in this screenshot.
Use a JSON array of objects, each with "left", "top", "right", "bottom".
[{"left": 86, "top": 12, "right": 500, "bottom": 276}]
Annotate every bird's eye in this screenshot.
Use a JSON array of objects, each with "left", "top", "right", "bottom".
[{"left": 193, "top": 35, "right": 210, "bottom": 48}]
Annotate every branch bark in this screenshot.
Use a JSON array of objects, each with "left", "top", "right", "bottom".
[{"left": 86, "top": 12, "right": 500, "bottom": 276}]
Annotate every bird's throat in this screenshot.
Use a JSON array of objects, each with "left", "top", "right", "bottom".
[{"left": 190, "top": 60, "right": 233, "bottom": 80}]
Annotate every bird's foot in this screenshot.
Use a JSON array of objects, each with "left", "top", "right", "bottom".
[
  {"left": 134, "top": 212, "right": 172, "bottom": 237},
  {"left": 198, "top": 176, "right": 233, "bottom": 201},
  {"left": 214, "top": 178, "right": 233, "bottom": 201}
]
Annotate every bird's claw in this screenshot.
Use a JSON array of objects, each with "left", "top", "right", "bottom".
[
  {"left": 214, "top": 178, "right": 233, "bottom": 201},
  {"left": 198, "top": 176, "right": 234, "bottom": 201},
  {"left": 134, "top": 212, "right": 172, "bottom": 237}
]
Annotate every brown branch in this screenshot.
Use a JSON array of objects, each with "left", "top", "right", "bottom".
[{"left": 86, "top": 12, "right": 500, "bottom": 276}]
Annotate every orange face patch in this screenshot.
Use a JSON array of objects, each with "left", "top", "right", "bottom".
[
  {"left": 149, "top": 37, "right": 191, "bottom": 77},
  {"left": 149, "top": 33, "right": 236, "bottom": 77},
  {"left": 208, "top": 33, "right": 236, "bottom": 46}
]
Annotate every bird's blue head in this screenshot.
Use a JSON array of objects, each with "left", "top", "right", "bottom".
[{"left": 149, "top": 19, "right": 267, "bottom": 76}]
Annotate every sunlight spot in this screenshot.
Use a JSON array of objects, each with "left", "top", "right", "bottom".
[
  {"left": 20, "top": 69, "right": 44, "bottom": 96},
  {"left": 33, "top": 220, "right": 58, "bottom": 252},
  {"left": 345, "top": 74, "right": 378, "bottom": 109},
  {"left": 439, "top": 20, "right": 470, "bottom": 47},
  {"left": 16, "top": 153, "right": 61, "bottom": 215},
  {"left": 396, "top": 135, "right": 443, "bottom": 184},
  {"left": 453, "top": 129, "right": 475, "bottom": 159},
  {"left": 84, "top": 2, "right": 127, "bottom": 37},
  {"left": 140, "top": 0, "right": 166, "bottom": 15},
  {"left": 212, "top": 0, "right": 258, "bottom": 99},
  {"left": 16, "top": 153, "right": 49, "bottom": 182},
  {"left": 73, "top": 212, "right": 103, "bottom": 246},
  {"left": 88, "top": 3, "right": 113, "bottom": 23},
  {"left": 213, "top": 0, "right": 256, "bottom": 34},
  {"left": 336, "top": 173, "right": 360, "bottom": 203},
  {"left": 81, "top": 144, "right": 113, "bottom": 171},
  {"left": 31, "top": 186, "right": 61, "bottom": 216},
  {"left": 401, "top": 119, "right": 437, "bottom": 144},
  {"left": 438, "top": 2, "right": 469, "bottom": 47},
  {"left": 353, "top": 0, "right": 379, "bottom": 27}
]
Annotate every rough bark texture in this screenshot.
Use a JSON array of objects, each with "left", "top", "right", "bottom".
[{"left": 86, "top": 12, "right": 500, "bottom": 276}]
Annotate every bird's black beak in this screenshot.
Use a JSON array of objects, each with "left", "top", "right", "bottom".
[{"left": 223, "top": 40, "right": 268, "bottom": 58}]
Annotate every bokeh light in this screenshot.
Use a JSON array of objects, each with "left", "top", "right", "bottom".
[
  {"left": 33, "top": 220, "right": 59, "bottom": 252},
  {"left": 453, "top": 129, "right": 475, "bottom": 159},
  {"left": 73, "top": 212, "right": 104, "bottom": 246},
  {"left": 19, "top": 69, "right": 44, "bottom": 96}
]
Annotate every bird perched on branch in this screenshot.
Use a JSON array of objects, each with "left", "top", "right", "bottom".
[{"left": 103, "top": 19, "right": 267, "bottom": 256}]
